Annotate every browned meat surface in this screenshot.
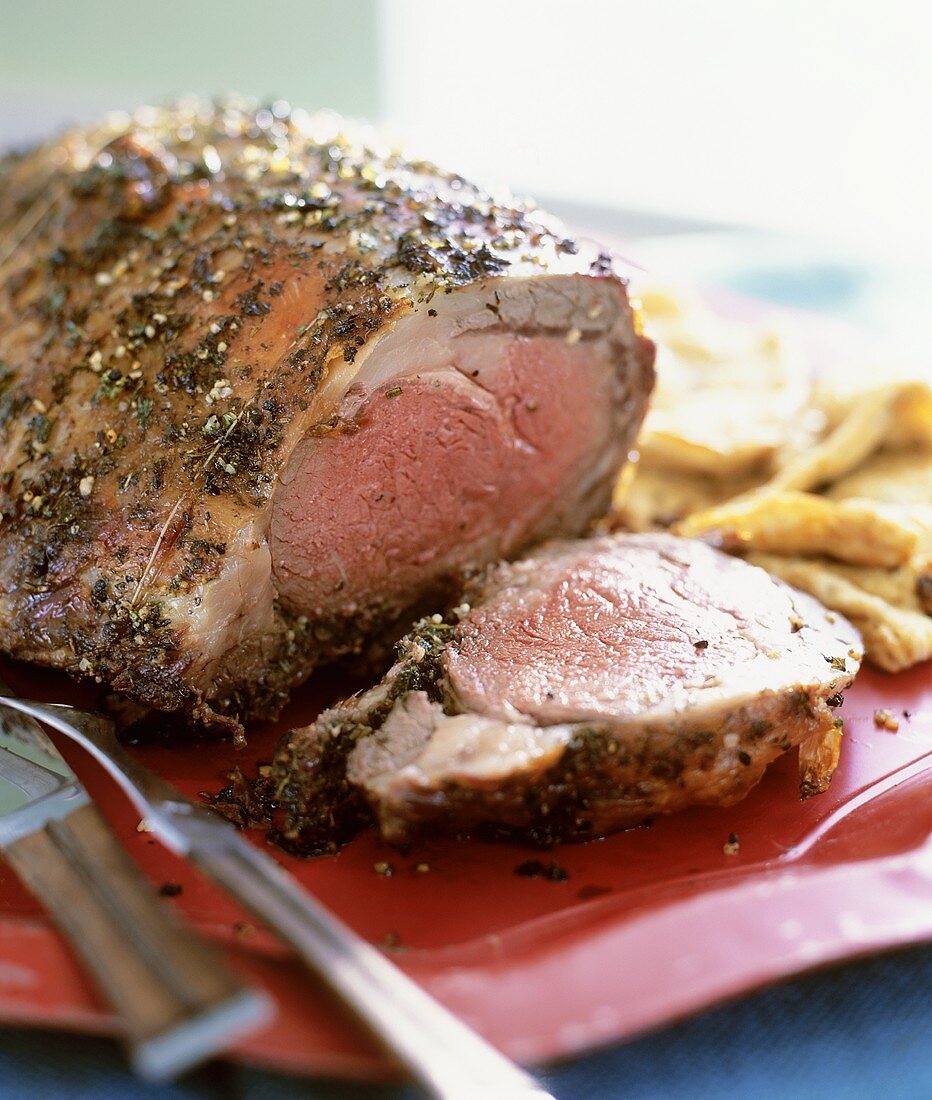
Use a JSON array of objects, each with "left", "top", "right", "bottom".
[
  {"left": 273, "top": 533, "right": 862, "bottom": 850},
  {"left": 0, "top": 98, "right": 654, "bottom": 728}
]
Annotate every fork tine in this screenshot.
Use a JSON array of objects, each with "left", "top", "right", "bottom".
[
  {"left": 0, "top": 672, "right": 57, "bottom": 754},
  {"left": 0, "top": 746, "right": 65, "bottom": 799}
]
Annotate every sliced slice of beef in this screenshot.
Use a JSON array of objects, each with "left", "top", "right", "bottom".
[
  {"left": 0, "top": 98, "right": 654, "bottom": 727},
  {"left": 273, "top": 533, "right": 863, "bottom": 850}
]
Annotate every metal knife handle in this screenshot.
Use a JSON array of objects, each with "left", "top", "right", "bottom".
[
  {"left": 3, "top": 801, "right": 268, "bottom": 1081},
  {"left": 194, "top": 839, "right": 554, "bottom": 1100}
]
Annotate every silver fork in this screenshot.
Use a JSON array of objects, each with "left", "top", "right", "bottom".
[{"left": 0, "top": 694, "right": 554, "bottom": 1100}]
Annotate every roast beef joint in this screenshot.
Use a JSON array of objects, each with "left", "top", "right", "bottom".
[{"left": 0, "top": 100, "right": 654, "bottom": 727}]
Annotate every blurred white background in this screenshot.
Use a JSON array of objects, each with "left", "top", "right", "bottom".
[
  {"left": 382, "top": 0, "right": 932, "bottom": 264},
  {"left": 1, "top": 0, "right": 930, "bottom": 359}
]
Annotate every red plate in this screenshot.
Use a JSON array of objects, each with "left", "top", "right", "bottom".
[
  {"left": 0, "top": 278, "right": 931, "bottom": 1078},
  {"left": 0, "top": 655, "right": 929, "bottom": 1081}
]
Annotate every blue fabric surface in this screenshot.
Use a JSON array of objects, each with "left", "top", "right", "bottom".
[{"left": 1, "top": 944, "right": 931, "bottom": 1099}]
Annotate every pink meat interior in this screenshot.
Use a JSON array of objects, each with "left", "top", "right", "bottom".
[
  {"left": 270, "top": 326, "right": 618, "bottom": 622},
  {"left": 443, "top": 538, "right": 810, "bottom": 725}
]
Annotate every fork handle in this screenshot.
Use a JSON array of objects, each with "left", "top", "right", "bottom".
[
  {"left": 4, "top": 802, "right": 267, "bottom": 1080},
  {"left": 195, "top": 839, "right": 554, "bottom": 1099}
]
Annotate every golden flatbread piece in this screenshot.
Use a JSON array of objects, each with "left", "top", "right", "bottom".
[
  {"left": 620, "top": 282, "right": 932, "bottom": 671},
  {"left": 826, "top": 450, "right": 932, "bottom": 506},
  {"left": 674, "top": 492, "right": 919, "bottom": 568},
  {"left": 611, "top": 464, "right": 750, "bottom": 533},
  {"left": 747, "top": 553, "right": 932, "bottom": 673}
]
